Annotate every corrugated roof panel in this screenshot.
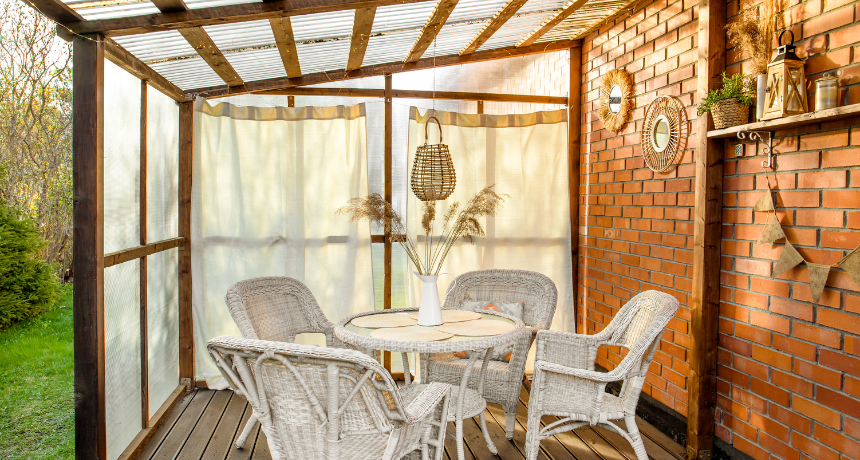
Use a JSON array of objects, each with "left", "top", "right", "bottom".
[
  {"left": 517, "top": 0, "right": 570, "bottom": 14},
  {"left": 223, "top": 49, "right": 288, "bottom": 82},
  {"left": 538, "top": 0, "right": 629, "bottom": 41},
  {"left": 113, "top": 30, "right": 196, "bottom": 63},
  {"left": 291, "top": 10, "right": 356, "bottom": 41},
  {"left": 203, "top": 19, "right": 277, "bottom": 51},
  {"left": 65, "top": 0, "right": 159, "bottom": 20},
  {"left": 372, "top": 3, "right": 440, "bottom": 33},
  {"left": 150, "top": 58, "right": 226, "bottom": 90},
  {"left": 446, "top": 0, "right": 509, "bottom": 23},
  {"left": 476, "top": 11, "right": 554, "bottom": 51},
  {"left": 423, "top": 20, "right": 488, "bottom": 58},
  {"left": 184, "top": 0, "right": 262, "bottom": 9},
  {"left": 294, "top": 39, "right": 352, "bottom": 74},
  {"left": 363, "top": 29, "right": 422, "bottom": 66}
]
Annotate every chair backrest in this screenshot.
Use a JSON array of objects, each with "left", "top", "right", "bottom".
[
  {"left": 208, "top": 336, "right": 409, "bottom": 460},
  {"left": 225, "top": 277, "right": 333, "bottom": 342},
  {"left": 441, "top": 269, "right": 557, "bottom": 329}
]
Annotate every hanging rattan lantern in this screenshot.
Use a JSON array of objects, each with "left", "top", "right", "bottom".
[{"left": 411, "top": 116, "right": 456, "bottom": 201}]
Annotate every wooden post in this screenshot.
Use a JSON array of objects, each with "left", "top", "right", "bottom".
[
  {"left": 139, "top": 80, "right": 150, "bottom": 426},
  {"left": 178, "top": 101, "right": 195, "bottom": 387},
  {"left": 73, "top": 33, "right": 106, "bottom": 460},
  {"left": 383, "top": 74, "right": 393, "bottom": 371},
  {"left": 688, "top": 0, "right": 725, "bottom": 457},
  {"left": 476, "top": 100, "right": 484, "bottom": 114},
  {"left": 288, "top": 95, "right": 295, "bottom": 107},
  {"left": 568, "top": 46, "right": 582, "bottom": 334}
]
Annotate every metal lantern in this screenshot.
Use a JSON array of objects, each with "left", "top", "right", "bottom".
[
  {"left": 411, "top": 116, "right": 456, "bottom": 201},
  {"left": 762, "top": 30, "right": 808, "bottom": 120}
]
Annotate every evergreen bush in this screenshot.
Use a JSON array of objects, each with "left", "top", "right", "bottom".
[{"left": 0, "top": 199, "right": 60, "bottom": 329}]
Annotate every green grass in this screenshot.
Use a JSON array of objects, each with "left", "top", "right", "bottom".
[{"left": 0, "top": 285, "right": 74, "bottom": 459}]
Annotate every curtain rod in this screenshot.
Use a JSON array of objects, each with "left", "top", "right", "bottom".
[{"left": 207, "top": 87, "right": 568, "bottom": 105}]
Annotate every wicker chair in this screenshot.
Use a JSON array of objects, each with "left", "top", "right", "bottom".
[
  {"left": 224, "top": 276, "right": 343, "bottom": 448},
  {"left": 208, "top": 336, "right": 451, "bottom": 460},
  {"left": 523, "top": 290, "right": 680, "bottom": 460},
  {"left": 419, "top": 269, "right": 558, "bottom": 439}
]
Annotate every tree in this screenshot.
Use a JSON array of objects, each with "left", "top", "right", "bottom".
[{"left": 0, "top": 2, "right": 72, "bottom": 276}]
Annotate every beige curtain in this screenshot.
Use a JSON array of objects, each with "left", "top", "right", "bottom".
[
  {"left": 406, "top": 108, "right": 574, "bottom": 338},
  {"left": 191, "top": 98, "right": 373, "bottom": 388}
]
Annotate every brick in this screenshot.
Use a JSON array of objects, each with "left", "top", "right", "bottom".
[
  {"left": 773, "top": 334, "right": 817, "bottom": 361},
  {"left": 792, "top": 396, "right": 841, "bottom": 429},
  {"left": 818, "top": 308, "right": 860, "bottom": 335},
  {"left": 751, "top": 377, "right": 791, "bottom": 407},
  {"left": 821, "top": 148, "right": 860, "bottom": 168},
  {"left": 818, "top": 386, "right": 860, "bottom": 421},
  {"left": 772, "top": 369, "right": 814, "bottom": 398},
  {"left": 758, "top": 431, "right": 800, "bottom": 460},
  {"left": 823, "top": 190, "right": 860, "bottom": 208},
  {"left": 752, "top": 345, "right": 792, "bottom": 371},
  {"left": 813, "top": 423, "right": 860, "bottom": 460},
  {"left": 802, "top": 6, "right": 854, "bottom": 37},
  {"left": 795, "top": 210, "right": 844, "bottom": 228},
  {"left": 820, "top": 230, "right": 860, "bottom": 250},
  {"left": 770, "top": 298, "right": 813, "bottom": 322},
  {"left": 770, "top": 403, "right": 812, "bottom": 435},
  {"left": 793, "top": 322, "right": 841, "bottom": 348},
  {"left": 821, "top": 349, "right": 860, "bottom": 377},
  {"left": 793, "top": 359, "right": 842, "bottom": 389},
  {"left": 797, "top": 170, "right": 848, "bottom": 189}
]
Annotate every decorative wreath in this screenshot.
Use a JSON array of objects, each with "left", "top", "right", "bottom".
[
  {"left": 598, "top": 69, "right": 634, "bottom": 132},
  {"left": 641, "top": 95, "right": 686, "bottom": 172}
]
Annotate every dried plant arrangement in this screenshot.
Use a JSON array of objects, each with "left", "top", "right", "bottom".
[
  {"left": 726, "top": 0, "right": 782, "bottom": 75},
  {"left": 337, "top": 186, "right": 506, "bottom": 275}
]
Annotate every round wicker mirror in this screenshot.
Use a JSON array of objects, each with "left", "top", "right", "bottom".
[
  {"left": 641, "top": 95, "right": 685, "bottom": 172},
  {"left": 598, "top": 69, "right": 634, "bottom": 132}
]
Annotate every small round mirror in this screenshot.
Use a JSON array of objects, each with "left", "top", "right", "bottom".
[
  {"left": 608, "top": 85, "right": 623, "bottom": 113},
  {"left": 652, "top": 115, "right": 670, "bottom": 152}
]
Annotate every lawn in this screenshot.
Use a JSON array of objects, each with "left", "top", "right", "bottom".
[{"left": 0, "top": 285, "right": 74, "bottom": 459}]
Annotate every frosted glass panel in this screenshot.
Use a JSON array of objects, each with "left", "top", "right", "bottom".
[
  {"left": 147, "top": 248, "right": 179, "bottom": 417},
  {"left": 104, "top": 261, "right": 142, "bottom": 460},
  {"left": 104, "top": 59, "right": 141, "bottom": 253},
  {"left": 147, "top": 86, "right": 180, "bottom": 242}
]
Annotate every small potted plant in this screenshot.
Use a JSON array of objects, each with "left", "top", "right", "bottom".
[{"left": 698, "top": 72, "right": 756, "bottom": 129}]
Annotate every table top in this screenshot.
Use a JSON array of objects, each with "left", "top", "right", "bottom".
[{"left": 334, "top": 307, "right": 526, "bottom": 353}]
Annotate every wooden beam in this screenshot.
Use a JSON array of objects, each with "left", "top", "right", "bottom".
[
  {"left": 22, "top": 0, "right": 83, "bottom": 24},
  {"left": 383, "top": 74, "right": 392, "bottom": 371},
  {"left": 568, "top": 46, "right": 582, "bottom": 334},
  {"left": 517, "top": 0, "right": 589, "bottom": 47},
  {"left": 270, "top": 17, "right": 302, "bottom": 78},
  {"left": 460, "top": 0, "right": 528, "bottom": 55},
  {"left": 72, "top": 33, "right": 106, "bottom": 460},
  {"left": 476, "top": 100, "right": 484, "bottom": 114},
  {"left": 190, "top": 38, "right": 581, "bottom": 97},
  {"left": 572, "top": 0, "right": 649, "bottom": 40},
  {"left": 404, "top": 0, "right": 458, "bottom": 62},
  {"left": 688, "top": 0, "right": 725, "bottom": 457},
  {"left": 151, "top": 0, "right": 188, "bottom": 12},
  {"left": 139, "top": 80, "right": 149, "bottom": 429},
  {"left": 250, "top": 87, "right": 568, "bottom": 104},
  {"left": 104, "top": 38, "right": 188, "bottom": 103},
  {"left": 178, "top": 27, "right": 244, "bottom": 86},
  {"left": 104, "top": 237, "right": 186, "bottom": 268},
  {"left": 66, "top": 0, "right": 433, "bottom": 37},
  {"left": 346, "top": 7, "right": 376, "bottom": 71},
  {"left": 116, "top": 385, "right": 187, "bottom": 460},
  {"left": 178, "top": 101, "right": 194, "bottom": 387}
]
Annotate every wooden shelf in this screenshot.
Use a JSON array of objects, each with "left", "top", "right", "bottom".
[{"left": 707, "top": 103, "right": 860, "bottom": 138}]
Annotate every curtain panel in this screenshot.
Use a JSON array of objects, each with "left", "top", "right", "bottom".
[
  {"left": 191, "top": 99, "right": 374, "bottom": 388},
  {"left": 406, "top": 108, "right": 574, "bottom": 340}
]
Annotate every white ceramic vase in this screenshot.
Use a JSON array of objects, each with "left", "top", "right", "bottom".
[
  {"left": 414, "top": 272, "right": 456, "bottom": 326},
  {"left": 756, "top": 74, "right": 767, "bottom": 121}
]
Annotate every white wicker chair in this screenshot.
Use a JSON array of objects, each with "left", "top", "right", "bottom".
[
  {"left": 523, "top": 290, "right": 680, "bottom": 460},
  {"left": 419, "top": 269, "right": 557, "bottom": 439},
  {"left": 224, "top": 276, "right": 344, "bottom": 448},
  {"left": 208, "top": 336, "right": 451, "bottom": 460}
]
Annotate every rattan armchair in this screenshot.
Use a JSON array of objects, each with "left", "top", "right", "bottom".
[
  {"left": 208, "top": 336, "right": 451, "bottom": 460},
  {"left": 524, "top": 290, "right": 680, "bottom": 460},
  {"left": 419, "top": 269, "right": 557, "bottom": 439},
  {"left": 224, "top": 276, "right": 344, "bottom": 448}
]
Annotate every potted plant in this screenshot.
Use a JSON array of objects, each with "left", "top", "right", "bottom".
[{"left": 698, "top": 72, "right": 756, "bottom": 129}]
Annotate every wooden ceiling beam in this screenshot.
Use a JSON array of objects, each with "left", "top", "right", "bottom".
[
  {"left": 22, "top": 0, "right": 83, "bottom": 24},
  {"left": 65, "top": 0, "right": 433, "bottom": 37},
  {"left": 247, "top": 87, "right": 568, "bottom": 104},
  {"left": 270, "top": 17, "right": 302, "bottom": 78},
  {"left": 517, "top": 0, "right": 589, "bottom": 47},
  {"left": 346, "top": 7, "right": 377, "bottom": 71},
  {"left": 104, "top": 38, "right": 189, "bottom": 102},
  {"left": 403, "top": 0, "right": 458, "bottom": 63},
  {"left": 190, "top": 38, "right": 580, "bottom": 98},
  {"left": 460, "top": 0, "right": 527, "bottom": 55}
]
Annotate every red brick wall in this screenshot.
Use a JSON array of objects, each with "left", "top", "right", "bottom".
[{"left": 578, "top": 0, "right": 860, "bottom": 458}]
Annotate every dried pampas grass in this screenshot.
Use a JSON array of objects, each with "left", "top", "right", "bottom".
[{"left": 727, "top": 0, "right": 783, "bottom": 75}]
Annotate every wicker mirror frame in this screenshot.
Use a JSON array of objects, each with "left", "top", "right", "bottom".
[
  {"left": 598, "top": 69, "right": 634, "bottom": 132},
  {"left": 641, "top": 95, "right": 685, "bottom": 172}
]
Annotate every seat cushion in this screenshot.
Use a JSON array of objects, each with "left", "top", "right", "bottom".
[{"left": 453, "top": 300, "right": 524, "bottom": 362}]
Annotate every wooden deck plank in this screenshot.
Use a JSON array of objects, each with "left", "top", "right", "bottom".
[
  {"left": 591, "top": 426, "right": 637, "bottom": 460},
  {"left": 477, "top": 407, "right": 526, "bottom": 460},
  {"left": 518, "top": 386, "right": 603, "bottom": 460},
  {"left": 139, "top": 390, "right": 196, "bottom": 459},
  {"left": 224, "top": 407, "right": 258, "bottom": 460},
  {"left": 637, "top": 418, "right": 685, "bottom": 460},
  {"left": 251, "top": 429, "right": 272, "bottom": 460},
  {"left": 506, "top": 393, "right": 578, "bottom": 460},
  {"left": 150, "top": 390, "right": 216, "bottom": 460},
  {"left": 445, "top": 421, "right": 473, "bottom": 460},
  {"left": 614, "top": 420, "right": 681, "bottom": 460},
  {"left": 201, "top": 393, "right": 250, "bottom": 460},
  {"left": 177, "top": 390, "right": 233, "bottom": 460}
]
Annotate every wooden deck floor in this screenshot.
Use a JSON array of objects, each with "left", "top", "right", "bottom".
[{"left": 138, "top": 383, "right": 685, "bottom": 460}]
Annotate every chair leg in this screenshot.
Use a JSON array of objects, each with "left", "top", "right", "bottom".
[
  {"left": 624, "top": 415, "right": 648, "bottom": 460},
  {"left": 478, "top": 413, "right": 498, "bottom": 455},
  {"left": 236, "top": 412, "right": 259, "bottom": 449},
  {"left": 524, "top": 410, "right": 542, "bottom": 460},
  {"left": 504, "top": 410, "right": 516, "bottom": 440}
]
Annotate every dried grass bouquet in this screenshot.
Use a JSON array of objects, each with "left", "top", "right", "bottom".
[
  {"left": 726, "top": 0, "right": 782, "bottom": 75},
  {"left": 337, "top": 186, "right": 506, "bottom": 275}
]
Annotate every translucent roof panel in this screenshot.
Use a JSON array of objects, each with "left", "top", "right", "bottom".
[
  {"left": 223, "top": 49, "right": 288, "bottom": 82},
  {"left": 150, "top": 58, "right": 226, "bottom": 90},
  {"left": 113, "top": 30, "right": 197, "bottom": 63},
  {"left": 291, "top": 10, "right": 356, "bottom": 41},
  {"left": 373, "top": 3, "right": 440, "bottom": 33},
  {"left": 204, "top": 20, "right": 278, "bottom": 51},
  {"left": 185, "top": 0, "right": 262, "bottom": 8},
  {"left": 445, "top": 0, "right": 509, "bottom": 23},
  {"left": 294, "top": 39, "right": 352, "bottom": 74},
  {"left": 477, "top": 11, "right": 555, "bottom": 51},
  {"left": 538, "top": 0, "right": 629, "bottom": 41},
  {"left": 423, "top": 20, "right": 488, "bottom": 58},
  {"left": 66, "top": 0, "right": 159, "bottom": 20},
  {"left": 364, "top": 29, "right": 423, "bottom": 66}
]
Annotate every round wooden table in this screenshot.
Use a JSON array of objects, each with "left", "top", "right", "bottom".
[{"left": 334, "top": 308, "right": 526, "bottom": 460}]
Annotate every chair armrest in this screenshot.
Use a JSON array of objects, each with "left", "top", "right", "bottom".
[
  {"left": 533, "top": 360, "right": 623, "bottom": 383},
  {"left": 403, "top": 382, "right": 451, "bottom": 424},
  {"left": 535, "top": 329, "right": 605, "bottom": 371}
]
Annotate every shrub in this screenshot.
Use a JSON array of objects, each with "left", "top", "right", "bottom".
[{"left": 0, "top": 199, "right": 60, "bottom": 329}]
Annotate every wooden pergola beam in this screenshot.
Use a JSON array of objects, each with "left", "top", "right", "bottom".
[
  {"left": 460, "top": 0, "right": 527, "bottom": 55},
  {"left": 247, "top": 87, "right": 568, "bottom": 104},
  {"left": 22, "top": 0, "right": 83, "bottom": 23},
  {"left": 517, "top": 0, "right": 589, "bottom": 47},
  {"left": 178, "top": 27, "right": 245, "bottom": 86},
  {"left": 104, "top": 38, "right": 188, "bottom": 102},
  {"left": 190, "top": 38, "right": 580, "bottom": 98},
  {"left": 346, "top": 7, "right": 377, "bottom": 71},
  {"left": 64, "top": 0, "right": 433, "bottom": 37},
  {"left": 270, "top": 17, "right": 302, "bottom": 78},
  {"left": 403, "top": 0, "right": 458, "bottom": 63}
]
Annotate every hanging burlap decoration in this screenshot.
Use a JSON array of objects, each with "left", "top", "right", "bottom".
[
  {"left": 773, "top": 241, "right": 804, "bottom": 277},
  {"left": 753, "top": 190, "right": 776, "bottom": 212},
  {"left": 838, "top": 246, "right": 860, "bottom": 288},
  {"left": 806, "top": 263, "right": 831, "bottom": 304},
  {"left": 757, "top": 215, "right": 786, "bottom": 244}
]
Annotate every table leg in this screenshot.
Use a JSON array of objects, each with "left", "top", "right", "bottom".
[
  {"left": 476, "top": 348, "right": 497, "bottom": 455},
  {"left": 401, "top": 352, "right": 412, "bottom": 385}
]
